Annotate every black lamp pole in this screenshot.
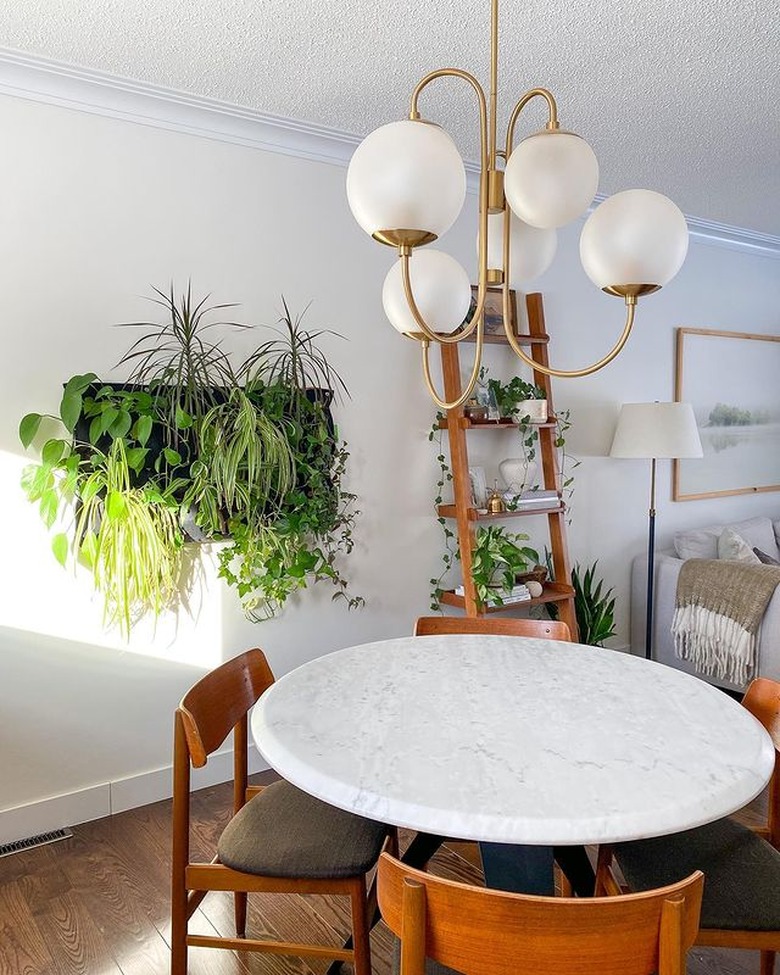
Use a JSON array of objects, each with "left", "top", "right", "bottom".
[{"left": 645, "top": 457, "right": 657, "bottom": 660}]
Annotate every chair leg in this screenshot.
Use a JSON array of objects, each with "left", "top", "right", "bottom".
[
  {"left": 170, "top": 877, "right": 188, "bottom": 975},
  {"left": 761, "top": 950, "right": 776, "bottom": 975},
  {"left": 170, "top": 899, "right": 187, "bottom": 975},
  {"left": 350, "top": 877, "right": 372, "bottom": 975},
  {"left": 234, "top": 891, "right": 248, "bottom": 938}
]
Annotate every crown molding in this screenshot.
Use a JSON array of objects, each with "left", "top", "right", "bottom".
[
  {"left": 0, "top": 48, "right": 362, "bottom": 166},
  {"left": 1, "top": 48, "right": 778, "bottom": 258}
]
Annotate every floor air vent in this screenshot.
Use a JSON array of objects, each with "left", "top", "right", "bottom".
[{"left": 0, "top": 827, "right": 73, "bottom": 857}]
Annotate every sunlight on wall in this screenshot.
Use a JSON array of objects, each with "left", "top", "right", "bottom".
[{"left": 0, "top": 449, "right": 224, "bottom": 667}]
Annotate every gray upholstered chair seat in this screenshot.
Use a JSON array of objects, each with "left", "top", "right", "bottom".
[
  {"left": 614, "top": 817, "right": 780, "bottom": 931},
  {"left": 218, "top": 779, "right": 388, "bottom": 879}
]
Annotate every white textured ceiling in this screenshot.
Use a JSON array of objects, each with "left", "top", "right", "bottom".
[{"left": 2, "top": 0, "right": 779, "bottom": 236}]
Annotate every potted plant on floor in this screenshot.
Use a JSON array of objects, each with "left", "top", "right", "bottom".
[{"left": 19, "top": 285, "right": 362, "bottom": 634}]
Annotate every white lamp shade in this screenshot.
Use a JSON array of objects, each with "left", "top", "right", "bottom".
[
  {"left": 481, "top": 212, "right": 557, "bottom": 285},
  {"left": 580, "top": 189, "right": 689, "bottom": 290},
  {"left": 346, "top": 120, "right": 466, "bottom": 240},
  {"left": 610, "top": 402, "right": 703, "bottom": 459},
  {"left": 504, "top": 130, "right": 599, "bottom": 229},
  {"left": 382, "top": 249, "right": 472, "bottom": 336}
]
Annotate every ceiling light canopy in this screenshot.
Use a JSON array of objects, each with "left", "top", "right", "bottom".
[{"left": 346, "top": 0, "right": 689, "bottom": 409}]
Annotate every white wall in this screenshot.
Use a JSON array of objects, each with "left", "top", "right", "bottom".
[{"left": 0, "top": 90, "right": 778, "bottom": 841}]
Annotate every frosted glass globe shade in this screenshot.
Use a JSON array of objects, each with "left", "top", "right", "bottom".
[
  {"left": 482, "top": 212, "right": 557, "bottom": 285},
  {"left": 504, "top": 130, "right": 599, "bottom": 229},
  {"left": 382, "top": 250, "right": 472, "bottom": 336},
  {"left": 346, "top": 120, "right": 466, "bottom": 241},
  {"left": 580, "top": 189, "right": 689, "bottom": 290}
]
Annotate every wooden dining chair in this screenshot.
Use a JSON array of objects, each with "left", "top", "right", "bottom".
[
  {"left": 171, "top": 647, "right": 394, "bottom": 975},
  {"left": 414, "top": 615, "right": 572, "bottom": 641},
  {"left": 595, "top": 676, "right": 780, "bottom": 975},
  {"left": 377, "top": 852, "right": 704, "bottom": 975}
]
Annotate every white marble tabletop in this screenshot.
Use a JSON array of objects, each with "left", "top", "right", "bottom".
[{"left": 251, "top": 635, "right": 774, "bottom": 845}]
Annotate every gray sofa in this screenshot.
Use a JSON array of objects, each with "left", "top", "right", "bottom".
[{"left": 630, "top": 515, "right": 780, "bottom": 691}]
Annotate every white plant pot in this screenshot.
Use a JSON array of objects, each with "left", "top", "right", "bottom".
[{"left": 517, "top": 399, "right": 548, "bottom": 423}]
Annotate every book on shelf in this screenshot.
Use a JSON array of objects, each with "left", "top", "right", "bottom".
[
  {"left": 455, "top": 583, "right": 531, "bottom": 602},
  {"left": 504, "top": 489, "right": 560, "bottom": 508}
]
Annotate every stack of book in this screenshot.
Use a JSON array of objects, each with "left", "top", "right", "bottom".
[
  {"left": 503, "top": 489, "right": 559, "bottom": 511},
  {"left": 455, "top": 583, "right": 532, "bottom": 604}
]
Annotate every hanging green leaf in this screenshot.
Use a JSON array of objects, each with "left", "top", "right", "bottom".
[
  {"left": 52, "top": 533, "right": 69, "bottom": 567},
  {"left": 60, "top": 390, "right": 84, "bottom": 433},
  {"left": 19, "top": 413, "right": 43, "bottom": 449},
  {"left": 134, "top": 415, "right": 153, "bottom": 446}
]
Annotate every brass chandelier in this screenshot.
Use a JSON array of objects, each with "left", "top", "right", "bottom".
[{"left": 346, "top": 0, "right": 689, "bottom": 409}]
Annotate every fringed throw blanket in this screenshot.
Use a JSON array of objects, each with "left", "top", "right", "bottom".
[{"left": 673, "top": 559, "right": 780, "bottom": 685}]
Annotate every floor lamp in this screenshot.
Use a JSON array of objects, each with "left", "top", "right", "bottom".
[{"left": 610, "top": 403, "right": 702, "bottom": 659}]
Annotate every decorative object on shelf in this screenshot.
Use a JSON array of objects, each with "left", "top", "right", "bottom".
[
  {"left": 464, "top": 398, "right": 489, "bottom": 422},
  {"left": 486, "top": 483, "right": 506, "bottom": 514},
  {"left": 571, "top": 562, "right": 617, "bottom": 647},
  {"left": 499, "top": 457, "right": 538, "bottom": 495},
  {"left": 346, "top": 0, "right": 689, "bottom": 409},
  {"left": 506, "top": 489, "right": 560, "bottom": 512},
  {"left": 516, "top": 565, "right": 548, "bottom": 586},
  {"left": 468, "top": 466, "right": 488, "bottom": 508},
  {"left": 610, "top": 401, "right": 702, "bottom": 658},
  {"left": 19, "top": 286, "right": 363, "bottom": 635},
  {"left": 673, "top": 327, "right": 780, "bottom": 501},
  {"left": 518, "top": 398, "right": 548, "bottom": 423},
  {"left": 470, "top": 285, "right": 517, "bottom": 336}
]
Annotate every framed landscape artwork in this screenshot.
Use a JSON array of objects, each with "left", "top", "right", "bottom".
[{"left": 673, "top": 327, "right": 780, "bottom": 500}]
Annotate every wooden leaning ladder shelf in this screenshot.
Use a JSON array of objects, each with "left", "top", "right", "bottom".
[{"left": 437, "top": 291, "right": 578, "bottom": 637}]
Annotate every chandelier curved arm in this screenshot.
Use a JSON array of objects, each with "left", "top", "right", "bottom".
[
  {"left": 399, "top": 67, "right": 490, "bottom": 343},
  {"left": 421, "top": 329, "right": 485, "bottom": 410},
  {"left": 501, "top": 286, "right": 638, "bottom": 378},
  {"left": 505, "top": 87, "right": 560, "bottom": 154},
  {"left": 399, "top": 253, "right": 484, "bottom": 346}
]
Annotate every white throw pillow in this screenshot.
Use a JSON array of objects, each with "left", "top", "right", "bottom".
[
  {"left": 718, "top": 528, "right": 762, "bottom": 564},
  {"left": 674, "top": 525, "right": 723, "bottom": 560},
  {"left": 675, "top": 516, "right": 779, "bottom": 562}
]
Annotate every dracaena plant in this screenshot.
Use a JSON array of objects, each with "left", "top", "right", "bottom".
[{"left": 19, "top": 286, "right": 362, "bottom": 635}]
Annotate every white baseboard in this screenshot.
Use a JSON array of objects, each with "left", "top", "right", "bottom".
[{"left": 0, "top": 745, "right": 268, "bottom": 846}]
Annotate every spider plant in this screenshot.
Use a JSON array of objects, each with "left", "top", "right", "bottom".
[
  {"left": 184, "top": 386, "right": 296, "bottom": 538},
  {"left": 76, "top": 440, "right": 183, "bottom": 634}
]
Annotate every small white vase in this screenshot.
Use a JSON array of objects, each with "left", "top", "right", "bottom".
[{"left": 499, "top": 457, "right": 538, "bottom": 494}]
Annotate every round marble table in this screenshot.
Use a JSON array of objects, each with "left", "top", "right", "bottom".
[{"left": 251, "top": 635, "right": 774, "bottom": 848}]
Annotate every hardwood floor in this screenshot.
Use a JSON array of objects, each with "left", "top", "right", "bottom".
[{"left": 0, "top": 773, "right": 765, "bottom": 975}]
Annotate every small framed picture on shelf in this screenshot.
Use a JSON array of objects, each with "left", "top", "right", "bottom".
[
  {"left": 471, "top": 285, "right": 518, "bottom": 336},
  {"left": 468, "top": 466, "right": 488, "bottom": 508}
]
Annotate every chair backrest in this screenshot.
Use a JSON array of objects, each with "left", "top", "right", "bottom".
[
  {"left": 414, "top": 615, "right": 572, "bottom": 642},
  {"left": 742, "top": 677, "right": 780, "bottom": 845},
  {"left": 177, "top": 648, "right": 275, "bottom": 768},
  {"left": 377, "top": 853, "right": 703, "bottom": 975}
]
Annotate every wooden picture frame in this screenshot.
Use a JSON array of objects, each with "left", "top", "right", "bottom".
[
  {"left": 472, "top": 286, "right": 518, "bottom": 336},
  {"left": 673, "top": 327, "right": 780, "bottom": 500}
]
